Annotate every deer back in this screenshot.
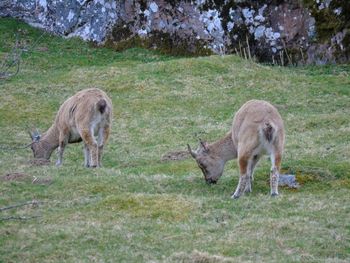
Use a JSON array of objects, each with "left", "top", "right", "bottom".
[{"left": 54, "top": 88, "right": 112, "bottom": 132}]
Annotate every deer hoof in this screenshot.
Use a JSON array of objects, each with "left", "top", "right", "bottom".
[
  {"left": 271, "top": 192, "right": 278, "bottom": 197},
  {"left": 231, "top": 194, "right": 240, "bottom": 199}
]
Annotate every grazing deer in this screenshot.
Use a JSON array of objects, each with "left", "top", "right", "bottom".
[
  {"left": 28, "top": 88, "right": 112, "bottom": 167},
  {"left": 188, "top": 100, "right": 285, "bottom": 199}
]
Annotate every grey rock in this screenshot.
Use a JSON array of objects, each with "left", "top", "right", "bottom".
[{"left": 279, "top": 174, "right": 300, "bottom": 189}]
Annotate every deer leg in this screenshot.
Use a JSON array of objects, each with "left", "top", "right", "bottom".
[
  {"left": 81, "top": 129, "right": 98, "bottom": 168},
  {"left": 56, "top": 142, "right": 65, "bottom": 166},
  {"left": 270, "top": 151, "right": 282, "bottom": 196},
  {"left": 231, "top": 156, "right": 249, "bottom": 199},
  {"left": 244, "top": 159, "right": 252, "bottom": 194},
  {"left": 244, "top": 155, "right": 260, "bottom": 193},
  {"left": 56, "top": 132, "right": 68, "bottom": 166},
  {"left": 83, "top": 143, "right": 90, "bottom": 167},
  {"left": 97, "top": 125, "right": 110, "bottom": 167}
]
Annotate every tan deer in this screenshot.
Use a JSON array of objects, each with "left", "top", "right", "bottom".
[
  {"left": 187, "top": 100, "right": 285, "bottom": 199},
  {"left": 28, "top": 88, "right": 112, "bottom": 167}
]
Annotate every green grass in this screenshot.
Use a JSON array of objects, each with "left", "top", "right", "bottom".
[{"left": 1, "top": 18, "right": 349, "bottom": 262}]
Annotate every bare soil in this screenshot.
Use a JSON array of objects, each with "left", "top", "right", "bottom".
[
  {"left": 161, "top": 150, "right": 190, "bottom": 161},
  {"left": 0, "top": 172, "right": 31, "bottom": 181}
]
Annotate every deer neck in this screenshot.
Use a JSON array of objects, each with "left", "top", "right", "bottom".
[
  {"left": 39, "top": 125, "right": 59, "bottom": 159},
  {"left": 209, "top": 132, "right": 237, "bottom": 162}
]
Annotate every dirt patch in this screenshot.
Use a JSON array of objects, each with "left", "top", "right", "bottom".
[
  {"left": 28, "top": 158, "right": 51, "bottom": 166},
  {"left": 0, "top": 173, "right": 31, "bottom": 182},
  {"left": 161, "top": 150, "right": 190, "bottom": 162},
  {"left": 1, "top": 173, "right": 52, "bottom": 185}
]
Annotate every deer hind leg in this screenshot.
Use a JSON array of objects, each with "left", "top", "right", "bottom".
[
  {"left": 244, "top": 154, "right": 261, "bottom": 193},
  {"left": 270, "top": 151, "right": 282, "bottom": 196},
  {"left": 81, "top": 129, "right": 98, "bottom": 168},
  {"left": 231, "top": 155, "right": 249, "bottom": 199},
  {"left": 97, "top": 125, "right": 110, "bottom": 167}
]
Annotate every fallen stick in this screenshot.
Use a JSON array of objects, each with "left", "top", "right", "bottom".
[
  {"left": 0, "top": 200, "right": 41, "bottom": 212},
  {"left": 0, "top": 215, "right": 41, "bottom": 221}
]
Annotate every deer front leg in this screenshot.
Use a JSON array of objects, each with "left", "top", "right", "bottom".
[
  {"left": 56, "top": 132, "right": 68, "bottom": 166},
  {"left": 231, "top": 156, "right": 249, "bottom": 199}
]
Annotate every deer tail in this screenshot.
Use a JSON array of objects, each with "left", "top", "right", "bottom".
[
  {"left": 261, "top": 122, "right": 276, "bottom": 143},
  {"left": 97, "top": 99, "right": 107, "bottom": 114}
]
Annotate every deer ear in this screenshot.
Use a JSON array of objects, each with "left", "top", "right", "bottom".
[
  {"left": 29, "top": 128, "right": 41, "bottom": 142},
  {"left": 33, "top": 134, "right": 41, "bottom": 142}
]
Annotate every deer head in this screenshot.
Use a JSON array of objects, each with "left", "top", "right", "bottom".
[
  {"left": 28, "top": 129, "right": 50, "bottom": 159},
  {"left": 187, "top": 139, "right": 225, "bottom": 184}
]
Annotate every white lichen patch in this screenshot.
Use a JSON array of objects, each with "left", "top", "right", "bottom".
[
  {"left": 200, "top": 9, "right": 223, "bottom": 34},
  {"left": 67, "top": 10, "right": 74, "bottom": 22},
  {"left": 149, "top": 2, "right": 158, "bottom": 13}
]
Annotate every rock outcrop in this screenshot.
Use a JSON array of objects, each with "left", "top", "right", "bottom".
[{"left": 1, "top": 0, "right": 349, "bottom": 64}]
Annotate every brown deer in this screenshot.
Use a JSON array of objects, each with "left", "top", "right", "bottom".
[
  {"left": 28, "top": 88, "right": 112, "bottom": 167},
  {"left": 188, "top": 100, "right": 285, "bottom": 199}
]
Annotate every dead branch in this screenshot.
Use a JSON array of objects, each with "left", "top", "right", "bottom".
[
  {"left": 0, "top": 200, "right": 41, "bottom": 212},
  {"left": 281, "top": 39, "right": 292, "bottom": 65},
  {"left": 0, "top": 215, "right": 41, "bottom": 221},
  {"left": 246, "top": 35, "right": 252, "bottom": 60}
]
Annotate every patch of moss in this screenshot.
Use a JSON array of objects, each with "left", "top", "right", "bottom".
[
  {"left": 331, "top": 179, "right": 350, "bottom": 189},
  {"left": 296, "top": 173, "right": 317, "bottom": 185},
  {"left": 105, "top": 30, "right": 212, "bottom": 57},
  {"left": 110, "top": 22, "right": 133, "bottom": 42},
  {"left": 303, "top": 0, "right": 350, "bottom": 42}
]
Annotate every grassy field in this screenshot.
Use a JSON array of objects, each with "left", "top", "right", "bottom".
[{"left": 0, "top": 18, "right": 349, "bottom": 262}]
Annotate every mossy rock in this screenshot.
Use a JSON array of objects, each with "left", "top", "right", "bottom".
[{"left": 105, "top": 29, "right": 212, "bottom": 56}]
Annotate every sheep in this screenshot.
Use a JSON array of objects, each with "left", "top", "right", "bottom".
[
  {"left": 28, "top": 88, "right": 112, "bottom": 167},
  {"left": 187, "top": 100, "right": 285, "bottom": 199}
]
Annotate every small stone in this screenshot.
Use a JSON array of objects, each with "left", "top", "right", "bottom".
[{"left": 279, "top": 174, "right": 300, "bottom": 189}]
